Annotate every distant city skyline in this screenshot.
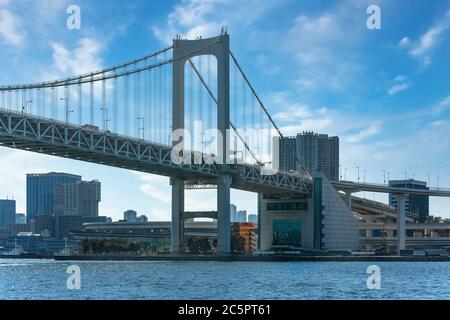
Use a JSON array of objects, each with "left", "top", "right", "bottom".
[{"left": 1, "top": 0, "right": 450, "bottom": 218}]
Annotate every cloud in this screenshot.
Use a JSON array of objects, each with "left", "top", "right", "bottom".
[
  {"left": 151, "top": 0, "right": 282, "bottom": 44},
  {"left": 402, "top": 9, "right": 450, "bottom": 66},
  {"left": 388, "top": 83, "right": 410, "bottom": 96},
  {"left": 398, "top": 37, "right": 410, "bottom": 48},
  {"left": 50, "top": 38, "right": 104, "bottom": 76},
  {"left": 346, "top": 123, "right": 382, "bottom": 143},
  {"left": 136, "top": 173, "right": 171, "bottom": 203},
  {"left": 431, "top": 96, "right": 450, "bottom": 115},
  {"left": 0, "top": 9, "right": 25, "bottom": 46},
  {"left": 280, "top": 2, "right": 364, "bottom": 92}
]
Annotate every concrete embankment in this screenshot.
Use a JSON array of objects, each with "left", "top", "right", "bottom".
[{"left": 51, "top": 255, "right": 450, "bottom": 262}]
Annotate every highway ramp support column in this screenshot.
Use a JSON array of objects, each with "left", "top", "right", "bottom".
[{"left": 394, "top": 194, "right": 407, "bottom": 255}]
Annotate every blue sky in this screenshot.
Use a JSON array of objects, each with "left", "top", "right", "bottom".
[{"left": 1, "top": 0, "right": 450, "bottom": 220}]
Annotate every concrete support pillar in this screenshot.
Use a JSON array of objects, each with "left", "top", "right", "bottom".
[
  {"left": 171, "top": 178, "right": 185, "bottom": 253},
  {"left": 217, "top": 174, "right": 231, "bottom": 254},
  {"left": 394, "top": 194, "right": 407, "bottom": 255}
]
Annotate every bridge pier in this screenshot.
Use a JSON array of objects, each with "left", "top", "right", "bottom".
[
  {"left": 394, "top": 194, "right": 407, "bottom": 255},
  {"left": 171, "top": 178, "right": 185, "bottom": 253},
  {"left": 217, "top": 175, "right": 231, "bottom": 254}
]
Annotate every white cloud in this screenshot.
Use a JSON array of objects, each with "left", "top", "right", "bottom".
[
  {"left": 152, "top": 0, "right": 282, "bottom": 44},
  {"left": 431, "top": 96, "right": 450, "bottom": 115},
  {"left": 398, "top": 36, "right": 410, "bottom": 48},
  {"left": 403, "top": 9, "right": 450, "bottom": 66},
  {"left": 388, "top": 83, "right": 410, "bottom": 96},
  {"left": 136, "top": 173, "right": 171, "bottom": 203},
  {"left": 346, "top": 123, "right": 382, "bottom": 143},
  {"left": 0, "top": 9, "right": 25, "bottom": 46},
  {"left": 50, "top": 38, "right": 104, "bottom": 76},
  {"left": 394, "top": 75, "right": 407, "bottom": 82}
]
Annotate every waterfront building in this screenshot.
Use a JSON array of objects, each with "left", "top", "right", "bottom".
[
  {"left": 0, "top": 199, "right": 16, "bottom": 230},
  {"left": 258, "top": 176, "right": 360, "bottom": 251},
  {"left": 231, "top": 222, "right": 257, "bottom": 253},
  {"left": 277, "top": 132, "right": 339, "bottom": 181},
  {"left": 389, "top": 179, "right": 429, "bottom": 223},
  {"left": 230, "top": 204, "right": 237, "bottom": 222},
  {"left": 3, "top": 234, "right": 80, "bottom": 255},
  {"left": 5, "top": 223, "right": 31, "bottom": 237},
  {"left": 26, "top": 172, "right": 81, "bottom": 222},
  {"left": 54, "top": 180, "right": 101, "bottom": 217}
]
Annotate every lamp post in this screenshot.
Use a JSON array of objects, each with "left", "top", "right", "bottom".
[
  {"left": 137, "top": 117, "right": 145, "bottom": 140},
  {"left": 383, "top": 169, "right": 386, "bottom": 186},
  {"left": 437, "top": 176, "right": 440, "bottom": 189},
  {"left": 357, "top": 166, "right": 360, "bottom": 184},
  {"left": 344, "top": 168, "right": 348, "bottom": 181},
  {"left": 427, "top": 174, "right": 431, "bottom": 187}
]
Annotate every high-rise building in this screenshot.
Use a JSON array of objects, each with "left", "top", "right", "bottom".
[
  {"left": 54, "top": 180, "right": 101, "bottom": 217},
  {"left": 27, "top": 172, "right": 81, "bottom": 222},
  {"left": 248, "top": 214, "right": 258, "bottom": 224},
  {"left": 15, "top": 213, "right": 26, "bottom": 224},
  {"left": 124, "top": 210, "right": 137, "bottom": 222},
  {"left": 236, "top": 210, "right": 247, "bottom": 223},
  {"left": 277, "top": 132, "right": 339, "bottom": 181},
  {"left": 230, "top": 204, "right": 237, "bottom": 222},
  {"left": 389, "top": 179, "right": 429, "bottom": 223},
  {"left": 0, "top": 199, "right": 16, "bottom": 230}
]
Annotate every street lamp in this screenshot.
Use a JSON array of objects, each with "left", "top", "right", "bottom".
[
  {"left": 356, "top": 166, "right": 360, "bottom": 184},
  {"left": 364, "top": 170, "right": 367, "bottom": 184},
  {"left": 383, "top": 169, "right": 386, "bottom": 186},
  {"left": 339, "top": 164, "right": 343, "bottom": 181},
  {"left": 427, "top": 174, "right": 431, "bottom": 187},
  {"left": 404, "top": 171, "right": 408, "bottom": 180},
  {"left": 437, "top": 176, "right": 440, "bottom": 189},
  {"left": 344, "top": 168, "right": 348, "bottom": 181},
  {"left": 137, "top": 117, "right": 145, "bottom": 140},
  {"left": 22, "top": 100, "right": 33, "bottom": 114}
]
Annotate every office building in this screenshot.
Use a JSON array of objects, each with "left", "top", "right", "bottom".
[
  {"left": 0, "top": 199, "right": 16, "bottom": 230},
  {"left": 277, "top": 132, "right": 339, "bottom": 181},
  {"left": 124, "top": 210, "right": 137, "bottom": 222},
  {"left": 389, "top": 179, "right": 429, "bottom": 223},
  {"left": 27, "top": 172, "right": 81, "bottom": 222},
  {"left": 230, "top": 204, "right": 237, "bottom": 222},
  {"left": 16, "top": 213, "right": 26, "bottom": 224},
  {"left": 248, "top": 214, "right": 258, "bottom": 224},
  {"left": 236, "top": 210, "right": 247, "bottom": 223},
  {"left": 54, "top": 180, "right": 101, "bottom": 217}
]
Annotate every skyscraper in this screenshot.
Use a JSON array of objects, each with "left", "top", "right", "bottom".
[
  {"left": 230, "top": 204, "right": 237, "bottom": 222},
  {"left": 27, "top": 172, "right": 81, "bottom": 222},
  {"left": 277, "top": 131, "right": 339, "bottom": 181},
  {"left": 0, "top": 199, "right": 16, "bottom": 230},
  {"left": 54, "top": 180, "right": 101, "bottom": 217}
]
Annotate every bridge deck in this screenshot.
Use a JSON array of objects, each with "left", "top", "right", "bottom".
[{"left": 0, "top": 109, "right": 311, "bottom": 195}]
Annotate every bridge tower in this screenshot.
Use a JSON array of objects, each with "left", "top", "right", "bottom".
[{"left": 171, "top": 34, "right": 231, "bottom": 254}]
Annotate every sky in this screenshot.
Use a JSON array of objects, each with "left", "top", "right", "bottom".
[{"left": 1, "top": 0, "right": 450, "bottom": 220}]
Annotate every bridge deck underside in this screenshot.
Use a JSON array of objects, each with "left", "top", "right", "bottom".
[{"left": 0, "top": 110, "right": 311, "bottom": 195}]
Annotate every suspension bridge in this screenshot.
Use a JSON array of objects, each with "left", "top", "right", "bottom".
[
  {"left": 0, "top": 33, "right": 314, "bottom": 254},
  {"left": 1, "top": 33, "right": 449, "bottom": 254}
]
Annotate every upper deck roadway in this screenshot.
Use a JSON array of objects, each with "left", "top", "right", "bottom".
[
  {"left": 332, "top": 180, "right": 450, "bottom": 197},
  {"left": 0, "top": 108, "right": 311, "bottom": 195}
]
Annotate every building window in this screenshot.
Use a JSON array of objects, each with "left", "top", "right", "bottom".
[
  {"left": 267, "top": 202, "right": 307, "bottom": 211},
  {"left": 272, "top": 220, "right": 301, "bottom": 247}
]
